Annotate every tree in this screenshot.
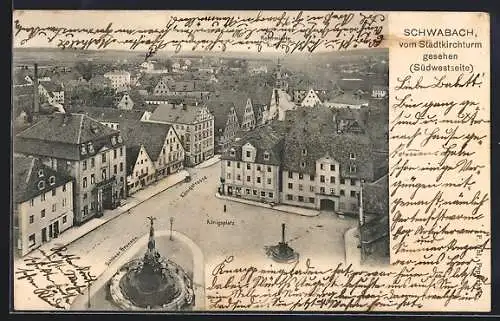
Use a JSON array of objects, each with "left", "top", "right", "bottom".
[{"left": 74, "top": 61, "right": 94, "bottom": 81}]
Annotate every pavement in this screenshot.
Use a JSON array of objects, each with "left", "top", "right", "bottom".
[
  {"left": 19, "top": 169, "right": 190, "bottom": 258},
  {"left": 215, "top": 193, "right": 320, "bottom": 217},
  {"left": 194, "top": 155, "right": 221, "bottom": 169},
  {"left": 344, "top": 226, "right": 361, "bottom": 267}
]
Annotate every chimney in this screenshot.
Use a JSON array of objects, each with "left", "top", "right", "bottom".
[{"left": 33, "top": 63, "right": 40, "bottom": 115}]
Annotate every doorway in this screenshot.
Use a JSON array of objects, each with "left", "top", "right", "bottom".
[{"left": 320, "top": 199, "right": 335, "bottom": 211}]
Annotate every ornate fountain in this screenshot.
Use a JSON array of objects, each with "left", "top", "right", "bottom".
[
  {"left": 265, "top": 223, "right": 299, "bottom": 263},
  {"left": 108, "top": 217, "right": 194, "bottom": 310}
]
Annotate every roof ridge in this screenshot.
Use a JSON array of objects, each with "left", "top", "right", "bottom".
[
  {"left": 25, "top": 158, "right": 35, "bottom": 183},
  {"left": 77, "top": 114, "right": 84, "bottom": 144}
]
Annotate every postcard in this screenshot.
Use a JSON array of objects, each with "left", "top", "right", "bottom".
[{"left": 11, "top": 10, "right": 490, "bottom": 312}]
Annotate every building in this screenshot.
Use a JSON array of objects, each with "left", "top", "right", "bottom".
[
  {"left": 281, "top": 106, "right": 375, "bottom": 214},
  {"left": 117, "top": 92, "right": 135, "bottom": 110},
  {"left": 145, "top": 103, "right": 214, "bottom": 166},
  {"left": 120, "top": 121, "right": 184, "bottom": 179},
  {"left": 211, "top": 90, "right": 256, "bottom": 131},
  {"left": 13, "top": 156, "right": 74, "bottom": 256},
  {"left": 371, "top": 85, "right": 389, "bottom": 99},
  {"left": 38, "top": 81, "right": 65, "bottom": 105},
  {"left": 73, "top": 106, "right": 149, "bottom": 131},
  {"left": 323, "top": 91, "right": 369, "bottom": 109},
  {"left": 206, "top": 99, "right": 240, "bottom": 153},
  {"left": 220, "top": 126, "right": 284, "bottom": 203},
  {"left": 300, "top": 88, "right": 322, "bottom": 107},
  {"left": 104, "top": 70, "right": 131, "bottom": 92},
  {"left": 125, "top": 144, "right": 156, "bottom": 195},
  {"left": 248, "top": 86, "right": 274, "bottom": 125},
  {"left": 153, "top": 79, "right": 210, "bottom": 98},
  {"left": 15, "top": 113, "right": 127, "bottom": 225}
]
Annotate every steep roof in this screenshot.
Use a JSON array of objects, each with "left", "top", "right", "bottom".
[
  {"left": 149, "top": 103, "right": 208, "bottom": 124},
  {"left": 41, "top": 81, "right": 63, "bottom": 92},
  {"left": 119, "top": 120, "right": 171, "bottom": 161},
  {"left": 125, "top": 145, "right": 142, "bottom": 175},
  {"left": 210, "top": 90, "right": 251, "bottom": 124},
  {"left": 362, "top": 174, "right": 389, "bottom": 216},
  {"left": 221, "top": 125, "right": 284, "bottom": 166},
  {"left": 73, "top": 106, "right": 146, "bottom": 123},
  {"left": 206, "top": 98, "right": 237, "bottom": 131},
  {"left": 13, "top": 155, "right": 73, "bottom": 203}
]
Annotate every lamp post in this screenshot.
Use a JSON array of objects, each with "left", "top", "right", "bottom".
[
  {"left": 87, "top": 283, "right": 91, "bottom": 308},
  {"left": 169, "top": 217, "right": 174, "bottom": 241}
]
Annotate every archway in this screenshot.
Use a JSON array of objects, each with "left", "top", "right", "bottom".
[{"left": 319, "top": 199, "right": 335, "bottom": 211}]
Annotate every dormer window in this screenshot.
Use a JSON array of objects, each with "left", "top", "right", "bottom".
[
  {"left": 230, "top": 148, "right": 235, "bottom": 156},
  {"left": 49, "top": 176, "right": 56, "bottom": 185},
  {"left": 111, "top": 136, "right": 117, "bottom": 145},
  {"left": 38, "top": 169, "right": 44, "bottom": 178},
  {"left": 117, "top": 135, "right": 123, "bottom": 143},
  {"left": 302, "top": 149, "right": 307, "bottom": 156},
  {"left": 38, "top": 181, "right": 45, "bottom": 190},
  {"left": 263, "top": 152, "right": 270, "bottom": 160},
  {"left": 301, "top": 162, "right": 306, "bottom": 168},
  {"left": 81, "top": 144, "right": 87, "bottom": 155},
  {"left": 87, "top": 142, "right": 94, "bottom": 153},
  {"left": 349, "top": 152, "right": 356, "bottom": 160},
  {"left": 246, "top": 151, "right": 251, "bottom": 158},
  {"left": 349, "top": 165, "right": 357, "bottom": 173}
]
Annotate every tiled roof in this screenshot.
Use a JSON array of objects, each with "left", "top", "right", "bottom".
[
  {"left": 210, "top": 90, "right": 251, "bottom": 124},
  {"left": 362, "top": 174, "right": 388, "bottom": 216},
  {"left": 119, "top": 120, "right": 171, "bottom": 161},
  {"left": 13, "top": 155, "right": 73, "bottom": 203},
  {"left": 149, "top": 103, "right": 208, "bottom": 124},
  {"left": 125, "top": 145, "right": 142, "bottom": 175},
  {"left": 206, "top": 98, "right": 237, "bottom": 131},
  {"left": 15, "top": 113, "right": 121, "bottom": 160},
  {"left": 41, "top": 81, "right": 63, "bottom": 92},
  {"left": 72, "top": 106, "right": 146, "bottom": 123},
  {"left": 283, "top": 106, "right": 375, "bottom": 180},
  {"left": 221, "top": 125, "right": 284, "bottom": 166}
]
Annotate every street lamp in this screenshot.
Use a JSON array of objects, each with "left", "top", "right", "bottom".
[
  {"left": 87, "top": 283, "right": 91, "bottom": 308},
  {"left": 169, "top": 217, "right": 174, "bottom": 241}
]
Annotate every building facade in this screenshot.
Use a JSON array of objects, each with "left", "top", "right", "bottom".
[
  {"left": 145, "top": 103, "right": 214, "bottom": 166},
  {"left": 15, "top": 113, "right": 127, "bottom": 225},
  {"left": 13, "top": 156, "right": 74, "bottom": 256},
  {"left": 104, "top": 70, "right": 131, "bottom": 92},
  {"left": 126, "top": 144, "right": 157, "bottom": 195}
]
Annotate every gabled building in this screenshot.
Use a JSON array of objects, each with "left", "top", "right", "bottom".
[
  {"left": 73, "top": 106, "right": 149, "bottom": 131},
  {"left": 153, "top": 79, "right": 211, "bottom": 98},
  {"left": 145, "top": 103, "right": 214, "bottom": 166},
  {"left": 125, "top": 144, "right": 156, "bottom": 195},
  {"left": 211, "top": 90, "right": 256, "bottom": 131},
  {"left": 221, "top": 126, "right": 284, "bottom": 203},
  {"left": 120, "top": 121, "right": 184, "bottom": 179},
  {"left": 15, "top": 113, "right": 127, "bottom": 225},
  {"left": 104, "top": 70, "right": 131, "bottom": 92},
  {"left": 248, "top": 86, "right": 274, "bottom": 125},
  {"left": 117, "top": 92, "right": 135, "bottom": 110},
  {"left": 13, "top": 156, "right": 74, "bottom": 256},
  {"left": 206, "top": 98, "right": 240, "bottom": 153},
  {"left": 300, "top": 88, "right": 322, "bottom": 107},
  {"left": 371, "top": 85, "right": 388, "bottom": 99}
]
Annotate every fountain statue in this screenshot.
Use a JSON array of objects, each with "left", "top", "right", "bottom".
[
  {"left": 108, "top": 217, "right": 194, "bottom": 310},
  {"left": 265, "top": 223, "right": 299, "bottom": 263}
]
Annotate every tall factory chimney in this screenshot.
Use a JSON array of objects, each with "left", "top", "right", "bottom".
[{"left": 33, "top": 63, "right": 40, "bottom": 115}]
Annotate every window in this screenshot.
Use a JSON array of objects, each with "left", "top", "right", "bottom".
[
  {"left": 38, "top": 181, "right": 45, "bottom": 190},
  {"left": 30, "top": 199, "right": 34, "bottom": 207},
  {"left": 90, "top": 174, "right": 95, "bottom": 184},
  {"left": 83, "top": 177, "right": 87, "bottom": 188},
  {"left": 288, "top": 183, "right": 293, "bottom": 189},
  {"left": 102, "top": 153, "right": 107, "bottom": 163},
  {"left": 38, "top": 169, "right": 44, "bottom": 178},
  {"left": 91, "top": 157, "right": 95, "bottom": 168},
  {"left": 253, "top": 190, "right": 257, "bottom": 196},
  {"left": 320, "top": 175, "right": 325, "bottom": 183},
  {"left": 298, "top": 184, "right": 303, "bottom": 191},
  {"left": 52, "top": 189, "right": 56, "bottom": 196},
  {"left": 302, "top": 149, "right": 307, "bottom": 156},
  {"left": 62, "top": 198, "right": 67, "bottom": 207},
  {"left": 269, "top": 192, "right": 274, "bottom": 198},
  {"left": 49, "top": 176, "right": 56, "bottom": 185},
  {"left": 41, "top": 193, "right": 46, "bottom": 201},
  {"left": 310, "top": 175, "right": 314, "bottom": 181},
  {"left": 330, "top": 164, "right": 335, "bottom": 171},
  {"left": 288, "top": 172, "right": 293, "bottom": 179},
  {"left": 330, "top": 188, "right": 335, "bottom": 195},
  {"left": 301, "top": 162, "right": 306, "bottom": 168},
  {"left": 267, "top": 178, "right": 272, "bottom": 184},
  {"left": 29, "top": 234, "right": 35, "bottom": 247},
  {"left": 350, "top": 179, "right": 356, "bottom": 186},
  {"left": 83, "top": 160, "right": 87, "bottom": 170},
  {"left": 237, "top": 162, "right": 240, "bottom": 169},
  {"left": 227, "top": 173, "right": 231, "bottom": 179},
  {"left": 120, "top": 162, "right": 123, "bottom": 172},
  {"left": 320, "top": 187, "right": 325, "bottom": 194},
  {"left": 102, "top": 169, "right": 107, "bottom": 180},
  {"left": 120, "top": 147, "right": 123, "bottom": 157},
  {"left": 320, "top": 163, "right": 324, "bottom": 170},
  {"left": 257, "top": 165, "right": 261, "bottom": 171},
  {"left": 62, "top": 183, "right": 66, "bottom": 192},
  {"left": 298, "top": 196, "right": 304, "bottom": 202},
  {"left": 84, "top": 193, "right": 88, "bottom": 200},
  {"left": 264, "top": 152, "right": 270, "bottom": 160},
  {"left": 261, "top": 191, "right": 266, "bottom": 197},
  {"left": 287, "top": 194, "right": 293, "bottom": 201},
  {"left": 246, "top": 189, "right": 250, "bottom": 194},
  {"left": 309, "top": 197, "right": 315, "bottom": 203},
  {"left": 247, "top": 176, "right": 251, "bottom": 182},
  {"left": 267, "top": 167, "right": 271, "bottom": 172},
  {"left": 340, "top": 178, "right": 345, "bottom": 185},
  {"left": 114, "top": 164, "right": 118, "bottom": 174},
  {"left": 246, "top": 151, "right": 251, "bottom": 157},
  {"left": 113, "top": 149, "right": 117, "bottom": 159},
  {"left": 310, "top": 186, "right": 315, "bottom": 192},
  {"left": 349, "top": 165, "right": 357, "bottom": 173},
  {"left": 339, "top": 202, "right": 345, "bottom": 210},
  {"left": 257, "top": 177, "right": 261, "bottom": 183},
  {"left": 41, "top": 209, "right": 45, "bottom": 218},
  {"left": 29, "top": 215, "right": 34, "bottom": 224},
  {"left": 230, "top": 149, "right": 235, "bottom": 156},
  {"left": 246, "top": 163, "right": 251, "bottom": 170},
  {"left": 63, "top": 215, "right": 67, "bottom": 224},
  {"left": 350, "top": 153, "right": 356, "bottom": 160},
  {"left": 350, "top": 191, "right": 357, "bottom": 198},
  {"left": 52, "top": 204, "right": 56, "bottom": 212},
  {"left": 340, "top": 189, "right": 345, "bottom": 196},
  {"left": 299, "top": 173, "right": 304, "bottom": 180},
  {"left": 330, "top": 176, "right": 336, "bottom": 184}
]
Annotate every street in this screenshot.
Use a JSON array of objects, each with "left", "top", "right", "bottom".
[{"left": 68, "top": 161, "right": 356, "bottom": 268}]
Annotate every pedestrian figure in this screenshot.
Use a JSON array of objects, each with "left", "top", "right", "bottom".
[{"left": 223, "top": 204, "right": 227, "bottom": 212}]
